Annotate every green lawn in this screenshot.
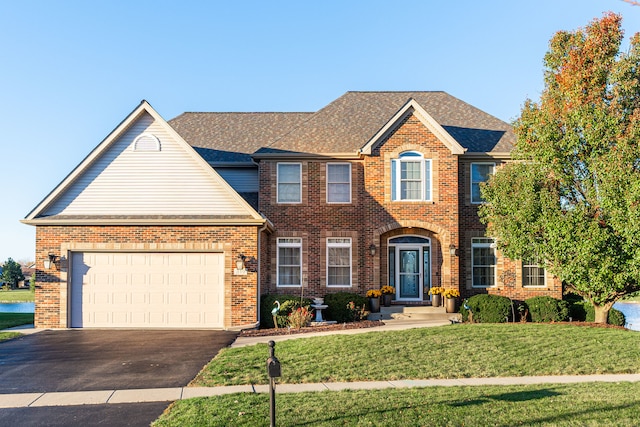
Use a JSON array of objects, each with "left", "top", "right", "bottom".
[
  {"left": 0, "top": 289, "right": 34, "bottom": 302},
  {"left": 154, "top": 324, "right": 640, "bottom": 426},
  {"left": 0, "top": 312, "right": 34, "bottom": 342},
  {"left": 153, "top": 382, "right": 640, "bottom": 426},
  {"left": 192, "top": 324, "right": 640, "bottom": 386},
  {"left": 0, "top": 313, "right": 34, "bottom": 330}
]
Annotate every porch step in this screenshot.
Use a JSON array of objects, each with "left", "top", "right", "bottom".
[{"left": 368, "top": 305, "right": 461, "bottom": 323}]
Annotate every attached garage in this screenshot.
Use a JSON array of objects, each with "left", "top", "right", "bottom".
[{"left": 69, "top": 252, "right": 225, "bottom": 328}]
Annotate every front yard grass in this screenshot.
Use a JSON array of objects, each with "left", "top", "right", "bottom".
[
  {"left": 0, "top": 313, "right": 34, "bottom": 330},
  {"left": 154, "top": 382, "right": 640, "bottom": 426},
  {"left": 0, "top": 313, "right": 33, "bottom": 342},
  {"left": 192, "top": 323, "right": 640, "bottom": 386},
  {"left": 0, "top": 289, "right": 35, "bottom": 302}
]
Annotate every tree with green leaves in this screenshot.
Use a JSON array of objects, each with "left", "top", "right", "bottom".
[
  {"left": 1, "top": 258, "right": 25, "bottom": 290},
  {"left": 479, "top": 13, "right": 640, "bottom": 323}
]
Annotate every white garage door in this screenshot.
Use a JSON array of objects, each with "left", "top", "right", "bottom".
[{"left": 70, "top": 252, "right": 225, "bottom": 328}]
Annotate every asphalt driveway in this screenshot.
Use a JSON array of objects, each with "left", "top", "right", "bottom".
[{"left": 0, "top": 329, "right": 238, "bottom": 393}]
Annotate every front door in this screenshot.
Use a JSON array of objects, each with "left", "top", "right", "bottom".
[
  {"left": 398, "top": 248, "right": 421, "bottom": 299},
  {"left": 389, "top": 236, "right": 431, "bottom": 302}
]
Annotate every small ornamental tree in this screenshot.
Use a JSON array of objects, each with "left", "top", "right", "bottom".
[
  {"left": 1, "top": 258, "right": 25, "bottom": 290},
  {"left": 479, "top": 13, "right": 640, "bottom": 323}
]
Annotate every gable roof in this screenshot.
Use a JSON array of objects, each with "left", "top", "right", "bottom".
[
  {"left": 254, "top": 91, "right": 515, "bottom": 157},
  {"left": 169, "top": 112, "right": 313, "bottom": 164},
  {"left": 165, "top": 92, "right": 514, "bottom": 163},
  {"left": 23, "top": 101, "right": 264, "bottom": 225}
]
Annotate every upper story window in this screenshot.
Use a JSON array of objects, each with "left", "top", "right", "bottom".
[
  {"left": 277, "top": 238, "right": 302, "bottom": 287},
  {"left": 472, "top": 237, "right": 496, "bottom": 287},
  {"left": 522, "top": 259, "right": 545, "bottom": 287},
  {"left": 471, "top": 163, "right": 495, "bottom": 204},
  {"left": 277, "top": 163, "right": 301, "bottom": 203},
  {"left": 327, "top": 238, "right": 352, "bottom": 287},
  {"left": 327, "top": 163, "right": 351, "bottom": 203},
  {"left": 391, "top": 152, "right": 432, "bottom": 201}
]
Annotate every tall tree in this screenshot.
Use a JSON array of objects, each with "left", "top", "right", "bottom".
[
  {"left": 479, "top": 13, "right": 640, "bottom": 323},
  {"left": 1, "top": 258, "right": 25, "bottom": 290}
]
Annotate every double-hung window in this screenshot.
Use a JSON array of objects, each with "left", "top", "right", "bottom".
[
  {"left": 472, "top": 238, "right": 496, "bottom": 287},
  {"left": 327, "top": 163, "right": 351, "bottom": 203},
  {"left": 277, "top": 238, "right": 302, "bottom": 287},
  {"left": 277, "top": 163, "right": 301, "bottom": 203},
  {"left": 327, "top": 238, "right": 351, "bottom": 287},
  {"left": 522, "top": 259, "right": 545, "bottom": 287},
  {"left": 471, "top": 163, "right": 495, "bottom": 204},
  {"left": 391, "top": 152, "right": 432, "bottom": 201}
]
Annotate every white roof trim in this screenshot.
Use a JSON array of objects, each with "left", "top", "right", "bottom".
[
  {"left": 24, "top": 100, "right": 263, "bottom": 223},
  {"left": 359, "top": 98, "right": 466, "bottom": 156}
]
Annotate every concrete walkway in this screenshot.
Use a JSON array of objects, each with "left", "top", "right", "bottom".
[
  {"left": 2, "top": 320, "right": 640, "bottom": 409},
  {"left": 1, "top": 374, "right": 640, "bottom": 409}
]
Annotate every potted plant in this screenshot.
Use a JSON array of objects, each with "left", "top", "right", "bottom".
[
  {"left": 443, "top": 288, "right": 460, "bottom": 313},
  {"left": 429, "top": 286, "right": 445, "bottom": 307},
  {"left": 380, "top": 286, "right": 395, "bottom": 307},
  {"left": 366, "top": 289, "right": 381, "bottom": 313}
]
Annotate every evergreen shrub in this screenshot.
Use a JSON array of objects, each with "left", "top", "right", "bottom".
[
  {"left": 460, "top": 294, "right": 512, "bottom": 323},
  {"left": 323, "top": 292, "right": 367, "bottom": 323},
  {"left": 524, "top": 296, "right": 569, "bottom": 322}
]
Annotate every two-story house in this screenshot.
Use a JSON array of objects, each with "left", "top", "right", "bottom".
[{"left": 23, "top": 91, "right": 561, "bottom": 330}]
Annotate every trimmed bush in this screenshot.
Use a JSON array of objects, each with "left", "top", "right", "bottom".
[
  {"left": 323, "top": 292, "right": 368, "bottom": 323},
  {"left": 525, "top": 296, "right": 569, "bottom": 322},
  {"left": 260, "top": 294, "right": 312, "bottom": 328},
  {"left": 567, "top": 300, "right": 626, "bottom": 326},
  {"left": 460, "top": 294, "right": 512, "bottom": 323}
]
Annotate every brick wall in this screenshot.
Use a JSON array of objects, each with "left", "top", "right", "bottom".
[
  {"left": 260, "top": 112, "right": 460, "bottom": 300},
  {"left": 34, "top": 224, "right": 259, "bottom": 329}
]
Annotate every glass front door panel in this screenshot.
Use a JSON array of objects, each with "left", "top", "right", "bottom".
[{"left": 399, "top": 249, "right": 420, "bottom": 299}]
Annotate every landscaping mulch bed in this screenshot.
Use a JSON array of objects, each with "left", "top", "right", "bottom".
[{"left": 239, "top": 320, "right": 385, "bottom": 337}]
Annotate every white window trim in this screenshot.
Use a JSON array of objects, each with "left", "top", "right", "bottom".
[
  {"left": 471, "top": 238, "right": 497, "bottom": 288},
  {"left": 277, "top": 163, "right": 302, "bottom": 204},
  {"left": 522, "top": 259, "right": 546, "bottom": 288},
  {"left": 326, "top": 163, "right": 352, "bottom": 204},
  {"left": 276, "top": 238, "right": 302, "bottom": 287},
  {"left": 326, "top": 238, "right": 352, "bottom": 287},
  {"left": 392, "top": 152, "right": 432, "bottom": 202},
  {"left": 470, "top": 162, "right": 496, "bottom": 204}
]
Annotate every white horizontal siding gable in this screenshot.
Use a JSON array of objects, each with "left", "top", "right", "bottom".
[{"left": 26, "top": 101, "right": 262, "bottom": 223}]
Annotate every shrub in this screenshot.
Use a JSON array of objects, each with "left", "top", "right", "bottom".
[
  {"left": 607, "top": 308, "right": 626, "bottom": 327},
  {"left": 323, "top": 292, "right": 367, "bottom": 323},
  {"left": 287, "top": 306, "right": 313, "bottom": 328},
  {"left": 460, "top": 294, "right": 512, "bottom": 323},
  {"left": 566, "top": 299, "right": 626, "bottom": 326},
  {"left": 524, "top": 296, "right": 569, "bottom": 322},
  {"left": 260, "top": 294, "right": 312, "bottom": 328}
]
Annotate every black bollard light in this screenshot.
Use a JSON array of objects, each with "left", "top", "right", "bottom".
[{"left": 266, "top": 340, "right": 281, "bottom": 427}]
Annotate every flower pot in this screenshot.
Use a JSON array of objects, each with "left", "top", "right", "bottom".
[
  {"left": 369, "top": 297, "right": 380, "bottom": 313},
  {"left": 431, "top": 294, "right": 442, "bottom": 307},
  {"left": 382, "top": 294, "right": 392, "bottom": 307},
  {"left": 445, "top": 297, "right": 456, "bottom": 313}
]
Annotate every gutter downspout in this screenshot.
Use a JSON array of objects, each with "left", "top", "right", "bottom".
[{"left": 257, "top": 216, "right": 274, "bottom": 327}]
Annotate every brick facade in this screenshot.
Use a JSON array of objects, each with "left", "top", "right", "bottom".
[
  {"left": 34, "top": 224, "right": 259, "bottom": 329},
  {"left": 259, "top": 112, "right": 562, "bottom": 303}
]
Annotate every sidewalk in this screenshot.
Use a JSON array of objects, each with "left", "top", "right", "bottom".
[
  {"left": 1, "top": 374, "right": 640, "bottom": 409},
  {"left": 2, "top": 320, "right": 640, "bottom": 409}
]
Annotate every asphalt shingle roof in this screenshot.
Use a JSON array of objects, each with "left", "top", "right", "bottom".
[
  {"left": 168, "top": 112, "right": 313, "bottom": 163},
  {"left": 169, "top": 92, "right": 514, "bottom": 162}
]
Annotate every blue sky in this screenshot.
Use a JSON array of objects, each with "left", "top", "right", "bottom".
[{"left": 1, "top": 0, "right": 639, "bottom": 263}]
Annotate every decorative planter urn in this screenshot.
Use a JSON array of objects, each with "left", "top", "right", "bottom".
[
  {"left": 445, "top": 297, "right": 457, "bottom": 313},
  {"left": 369, "top": 297, "right": 380, "bottom": 313},
  {"left": 382, "top": 294, "right": 392, "bottom": 307},
  {"left": 432, "top": 294, "right": 442, "bottom": 307}
]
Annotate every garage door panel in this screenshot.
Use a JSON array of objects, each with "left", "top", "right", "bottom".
[{"left": 70, "top": 252, "right": 224, "bottom": 328}]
